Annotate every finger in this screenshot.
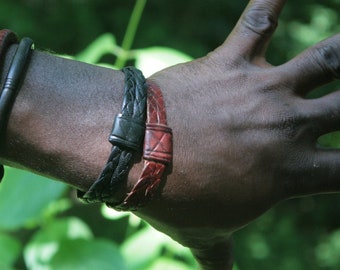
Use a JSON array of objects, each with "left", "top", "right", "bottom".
[
  {"left": 288, "top": 150, "right": 340, "bottom": 198},
  {"left": 278, "top": 34, "right": 340, "bottom": 96},
  {"left": 224, "top": 0, "right": 286, "bottom": 60},
  {"left": 302, "top": 90, "right": 340, "bottom": 138}
]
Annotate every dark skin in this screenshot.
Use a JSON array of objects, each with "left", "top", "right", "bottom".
[{"left": 1, "top": 0, "right": 340, "bottom": 269}]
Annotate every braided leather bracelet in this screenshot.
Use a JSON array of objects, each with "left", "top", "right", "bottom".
[
  {"left": 77, "top": 67, "right": 147, "bottom": 205},
  {"left": 112, "top": 80, "right": 173, "bottom": 211},
  {"left": 0, "top": 33, "right": 33, "bottom": 181}
]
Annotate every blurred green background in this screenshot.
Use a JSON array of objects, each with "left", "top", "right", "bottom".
[{"left": 1, "top": 0, "right": 340, "bottom": 269}]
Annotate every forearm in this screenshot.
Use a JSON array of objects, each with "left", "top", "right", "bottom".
[{"left": 0, "top": 45, "right": 126, "bottom": 190}]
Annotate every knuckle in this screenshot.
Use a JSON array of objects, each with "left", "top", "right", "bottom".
[
  {"left": 279, "top": 114, "right": 303, "bottom": 140},
  {"left": 275, "top": 102, "right": 309, "bottom": 141},
  {"left": 279, "top": 104, "right": 323, "bottom": 143},
  {"left": 242, "top": 5, "right": 278, "bottom": 36},
  {"left": 314, "top": 42, "right": 340, "bottom": 79}
]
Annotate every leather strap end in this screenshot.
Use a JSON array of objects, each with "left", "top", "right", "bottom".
[
  {"left": 109, "top": 114, "right": 145, "bottom": 151},
  {"left": 0, "top": 165, "right": 4, "bottom": 182},
  {"left": 143, "top": 123, "right": 173, "bottom": 164}
]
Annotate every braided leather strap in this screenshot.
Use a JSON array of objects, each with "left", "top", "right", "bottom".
[
  {"left": 0, "top": 30, "right": 18, "bottom": 181},
  {"left": 112, "top": 80, "right": 173, "bottom": 211},
  {"left": 78, "top": 67, "right": 147, "bottom": 205}
]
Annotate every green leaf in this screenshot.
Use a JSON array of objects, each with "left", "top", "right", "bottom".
[
  {"left": 120, "top": 226, "right": 167, "bottom": 269},
  {"left": 318, "top": 131, "right": 340, "bottom": 148},
  {"left": 50, "top": 238, "right": 126, "bottom": 270},
  {"left": 147, "top": 258, "right": 193, "bottom": 270},
  {"left": 101, "top": 204, "right": 130, "bottom": 220},
  {"left": 134, "top": 47, "right": 193, "bottom": 77},
  {"left": 120, "top": 223, "right": 196, "bottom": 269},
  {"left": 233, "top": 264, "right": 240, "bottom": 270},
  {"left": 75, "top": 33, "right": 118, "bottom": 64},
  {"left": 0, "top": 232, "right": 21, "bottom": 268},
  {"left": 24, "top": 217, "right": 93, "bottom": 270},
  {"left": 101, "top": 206, "right": 143, "bottom": 228},
  {"left": 315, "top": 230, "right": 340, "bottom": 267},
  {"left": 0, "top": 167, "right": 68, "bottom": 230},
  {"left": 159, "top": 239, "right": 196, "bottom": 267}
]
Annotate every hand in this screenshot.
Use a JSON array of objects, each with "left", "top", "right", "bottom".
[
  {"left": 128, "top": 0, "right": 340, "bottom": 268},
  {"left": 1, "top": 0, "right": 339, "bottom": 269}
]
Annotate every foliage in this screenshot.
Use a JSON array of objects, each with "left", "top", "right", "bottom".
[{"left": 0, "top": 0, "right": 340, "bottom": 269}]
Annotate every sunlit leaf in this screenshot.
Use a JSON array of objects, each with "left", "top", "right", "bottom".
[
  {"left": 24, "top": 217, "right": 93, "bottom": 270},
  {"left": 147, "top": 258, "right": 192, "bottom": 270},
  {"left": 134, "top": 47, "right": 193, "bottom": 77},
  {"left": 120, "top": 226, "right": 170, "bottom": 269},
  {"left": 160, "top": 239, "right": 196, "bottom": 267},
  {"left": 101, "top": 205, "right": 130, "bottom": 220},
  {"left": 75, "top": 33, "right": 119, "bottom": 64},
  {"left": 101, "top": 206, "right": 143, "bottom": 228},
  {"left": 0, "top": 168, "right": 68, "bottom": 230}
]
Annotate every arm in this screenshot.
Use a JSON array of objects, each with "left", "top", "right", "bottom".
[
  {"left": 1, "top": 46, "right": 125, "bottom": 190},
  {"left": 1, "top": 0, "right": 340, "bottom": 269}
]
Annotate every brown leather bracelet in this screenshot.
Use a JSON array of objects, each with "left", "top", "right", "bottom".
[{"left": 111, "top": 80, "right": 173, "bottom": 211}]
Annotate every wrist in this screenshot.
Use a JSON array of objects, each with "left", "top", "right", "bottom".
[{"left": 1, "top": 49, "right": 128, "bottom": 190}]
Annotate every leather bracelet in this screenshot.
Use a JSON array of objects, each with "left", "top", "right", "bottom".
[
  {"left": 112, "top": 80, "right": 173, "bottom": 211},
  {"left": 0, "top": 36, "right": 33, "bottom": 182},
  {"left": 77, "top": 66, "right": 147, "bottom": 205},
  {"left": 0, "top": 30, "right": 19, "bottom": 180},
  {"left": 0, "top": 30, "right": 18, "bottom": 82},
  {"left": 0, "top": 30, "right": 18, "bottom": 63}
]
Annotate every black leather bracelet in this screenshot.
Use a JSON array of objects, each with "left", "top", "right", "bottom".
[
  {"left": 0, "top": 36, "right": 34, "bottom": 182},
  {"left": 77, "top": 66, "right": 147, "bottom": 205},
  {"left": 0, "top": 30, "right": 19, "bottom": 181},
  {"left": 0, "top": 30, "right": 19, "bottom": 87}
]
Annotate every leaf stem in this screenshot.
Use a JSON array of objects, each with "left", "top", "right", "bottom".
[{"left": 115, "top": 0, "right": 147, "bottom": 68}]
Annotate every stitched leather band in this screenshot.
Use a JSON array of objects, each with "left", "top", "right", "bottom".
[
  {"left": 112, "top": 80, "right": 173, "bottom": 211},
  {"left": 77, "top": 67, "right": 147, "bottom": 205},
  {"left": 0, "top": 30, "right": 18, "bottom": 181}
]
